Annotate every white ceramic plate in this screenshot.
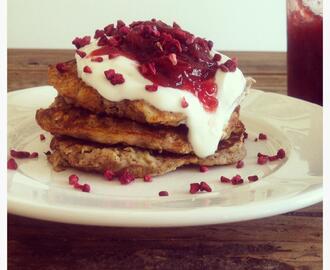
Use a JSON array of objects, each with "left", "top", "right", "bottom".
[{"left": 7, "top": 86, "right": 323, "bottom": 227}]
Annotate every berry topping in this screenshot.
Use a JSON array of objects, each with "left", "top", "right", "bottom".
[
  {"left": 159, "top": 191, "right": 169, "bottom": 196},
  {"left": 56, "top": 63, "right": 68, "bottom": 73},
  {"left": 268, "top": 155, "right": 279, "bottom": 161},
  {"left": 76, "top": 50, "right": 87, "bottom": 58},
  {"left": 231, "top": 175, "right": 244, "bottom": 185},
  {"left": 104, "top": 24, "right": 115, "bottom": 36},
  {"left": 257, "top": 155, "right": 268, "bottom": 165},
  {"left": 200, "top": 181, "right": 212, "bottom": 192},
  {"left": 258, "top": 133, "right": 267, "bottom": 140},
  {"left": 219, "top": 64, "right": 229, "bottom": 72},
  {"left": 189, "top": 183, "right": 201, "bottom": 194},
  {"left": 97, "top": 35, "right": 108, "bottom": 46},
  {"left": 83, "top": 66, "right": 92, "bottom": 73},
  {"left": 236, "top": 160, "right": 244, "bottom": 169},
  {"left": 145, "top": 83, "right": 158, "bottom": 92},
  {"left": 119, "top": 169, "right": 135, "bottom": 185},
  {"left": 10, "top": 150, "right": 30, "bottom": 159},
  {"left": 248, "top": 175, "right": 259, "bottom": 182},
  {"left": 224, "top": 59, "right": 237, "bottom": 72},
  {"left": 199, "top": 165, "right": 208, "bottom": 173},
  {"left": 40, "top": 134, "right": 46, "bottom": 141},
  {"left": 181, "top": 97, "right": 189, "bottom": 108},
  {"left": 104, "top": 169, "right": 115, "bottom": 181},
  {"left": 143, "top": 174, "right": 152, "bottom": 182},
  {"left": 91, "top": 57, "right": 103, "bottom": 62},
  {"left": 94, "top": 29, "right": 105, "bottom": 39},
  {"left": 87, "top": 20, "right": 236, "bottom": 112},
  {"left": 104, "top": 69, "right": 125, "bottom": 85},
  {"left": 220, "top": 176, "right": 231, "bottom": 183},
  {"left": 213, "top": 53, "right": 221, "bottom": 62},
  {"left": 277, "top": 148, "right": 286, "bottom": 159},
  {"left": 82, "top": 184, "right": 91, "bottom": 193},
  {"left": 7, "top": 158, "right": 17, "bottom": 170},
  {"left": 72, "top": 36, "right": 91, "bottom": 49},
  {"left": 69, "top": 174, "right": 79, "bottom": 185},
  {"left": 30, "top": 152, "right": 38, "bottom": 158}
]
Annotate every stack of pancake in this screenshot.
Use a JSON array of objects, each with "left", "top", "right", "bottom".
[{"left": 36, "top": 60, "right": 247, "bottom": 177}]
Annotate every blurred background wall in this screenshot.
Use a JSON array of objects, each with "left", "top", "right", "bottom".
[{"left": 8, "top": 0, "right": 286, "bottom": 51}]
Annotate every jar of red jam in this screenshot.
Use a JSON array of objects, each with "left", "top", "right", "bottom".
[{"left": 287, "top": 0, "right": 323, "bottom": 105}]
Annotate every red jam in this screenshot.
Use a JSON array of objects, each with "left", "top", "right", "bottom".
[
  {"left": 88, "top": 20, "right": 221, "bottom": 112},
  {"left": 287, "top": 0, "right": 323, "bottom": 105}
]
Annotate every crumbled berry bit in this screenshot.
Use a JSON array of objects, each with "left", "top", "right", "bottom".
[
  {"left": 199, "top": 165, "right": 208, "bottom": 173},
  {"left": 231, "top": 175, "right": 244, "bottom": 185},
  {"left": 7, "top": 158, "right": 17, "bottom": 170},
  {"left": 257, "top": 155, "right": 268, "bottom": 165},
  {"left": 82, "top": 184, "right": 91, "bottom": 193},
  {"left": 91, "top": 57, "right": 103, "bottom": 62},
  {"left": 104, "top": 69, "right": 116, "bottom": 79},
  {"left": 159, "top": 191, "right": 169, "bottom": 196},
  {"left": 119, "top": 170, "right": 135, "bottom": 185},
  {"left": 74, "top": 182, "right": 84, "bottom": 190},
  {"left": 236, "top": 160, "right": 244, "bottom": 169},
  {"left": 213, "top": 53, "right": 221, "bottom": 62},
  {"left": 268, "top": 155, "right": 279, "bottom": 161},
  {"left": 257, "top": 152, "right": 268, "bottom": 158},
  {"left": 181, "top": 97, "right": 189, "bottom": 108},
  {"left": 97, "top": 35, "right": 108, "bottom": 46},
  {"left": 104, "top": 24, "right": 115, "bottom": 36},
  {"left": 30, "top": 152, "right": 38, "bottom": 158},
  {"left": 40, "top": 134, "right": 46, "bottom": 141},
  {"left": 220, "top": 176, "right": 231, "bottom": 183},
  {"left": 104, "top": 169, "right": 115, "bottom": 181},
  {"left": 94, "top": 29, "right": 105, "bottom": 39},
  {"left": 69, "top": 174, "right": 79, "bottom": 185},
  {"left": 108, "top": 37, "right": 119, "bottom": 47},
  {"left": 72, "top": 36, "right": 91, "bottom": 49},
  {"left": 277, "top": 148, "right": 286, "bottom": 159},
  {"left": 143, "top": 174, "right": 152, "bottom": 182},
  {"left": 145, "top": 84, "right": 158, "bottom": 92},
  {"left": 104, "top": 69, "right": 125, "bottom": 85},
  {"left": 258, "top": 133, "right": 267, "bottom": 140},
  {"left": 189, "top": 183, "right": 200, "bottom": 194},
  {"left": 76, "top": 50, "right": 87, "bottom": 58},
  {"left": 200, "top": 181, "right": 212, "bottom": 192},
  {"left": 219, "top": 64, "right": 230, "bottom": 72},
  {"left": 10, "top": 150, "right": 30, "bottom": 159},
  {"left": 83, "top": 66, "right": 92, "bottom": 73},
  {"left": 44, "top": 151, "right": 51, "bottom": 156},
  {"left": 248, "top": 175, "right": 259, "bottom": 182},
  {"left": 254, "top": 138, "right": 258, "bottom": 142},
  {"left": 224, "top": 59, "right": 237, "bottom": 72},
  {"left": 116, "top": 19, "right": 126, "bottom": 29},
  {"left": 56, "top": 63, "right": 68, "bottom": 73}
]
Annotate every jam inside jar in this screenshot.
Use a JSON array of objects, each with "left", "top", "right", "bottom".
[{"left": 287, "top": 0, "right": 323, "bottom": 105}]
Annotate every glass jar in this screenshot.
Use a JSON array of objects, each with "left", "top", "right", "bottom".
[{"left": 287, "top": 0, "right": 323, "bottom": 105}]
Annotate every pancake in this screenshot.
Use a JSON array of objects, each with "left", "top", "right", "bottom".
[
  {"left": 48, "top": 129, "right": 246, "bottom": 177},
  {"left": 36, "top": 96, "right": 243, "bottom": 155},
  {"left": 48, "top": 60, "right": 187, "bottom": 126}
]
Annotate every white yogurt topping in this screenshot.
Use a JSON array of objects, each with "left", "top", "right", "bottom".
[{"left": 75, "top": 40, "right": 247, "bottom": 158}]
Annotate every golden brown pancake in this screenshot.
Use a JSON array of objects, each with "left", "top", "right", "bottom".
[
  {"left": 48, "top": 129, "right": 246, "bottom": 177},
  {"left": 48, "top": 60, "right": 187, "bottom": 126},
  {"left": 36, "top": 96, "right": 243, "bottom": 155}
]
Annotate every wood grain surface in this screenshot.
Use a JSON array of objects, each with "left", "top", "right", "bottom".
[{"left": 7, "top": 49, "right": 322, "bottom": 270}]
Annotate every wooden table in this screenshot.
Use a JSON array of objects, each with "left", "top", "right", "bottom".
[{"left": 8, "top": 49, "right": 322, "bottom": 270}]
